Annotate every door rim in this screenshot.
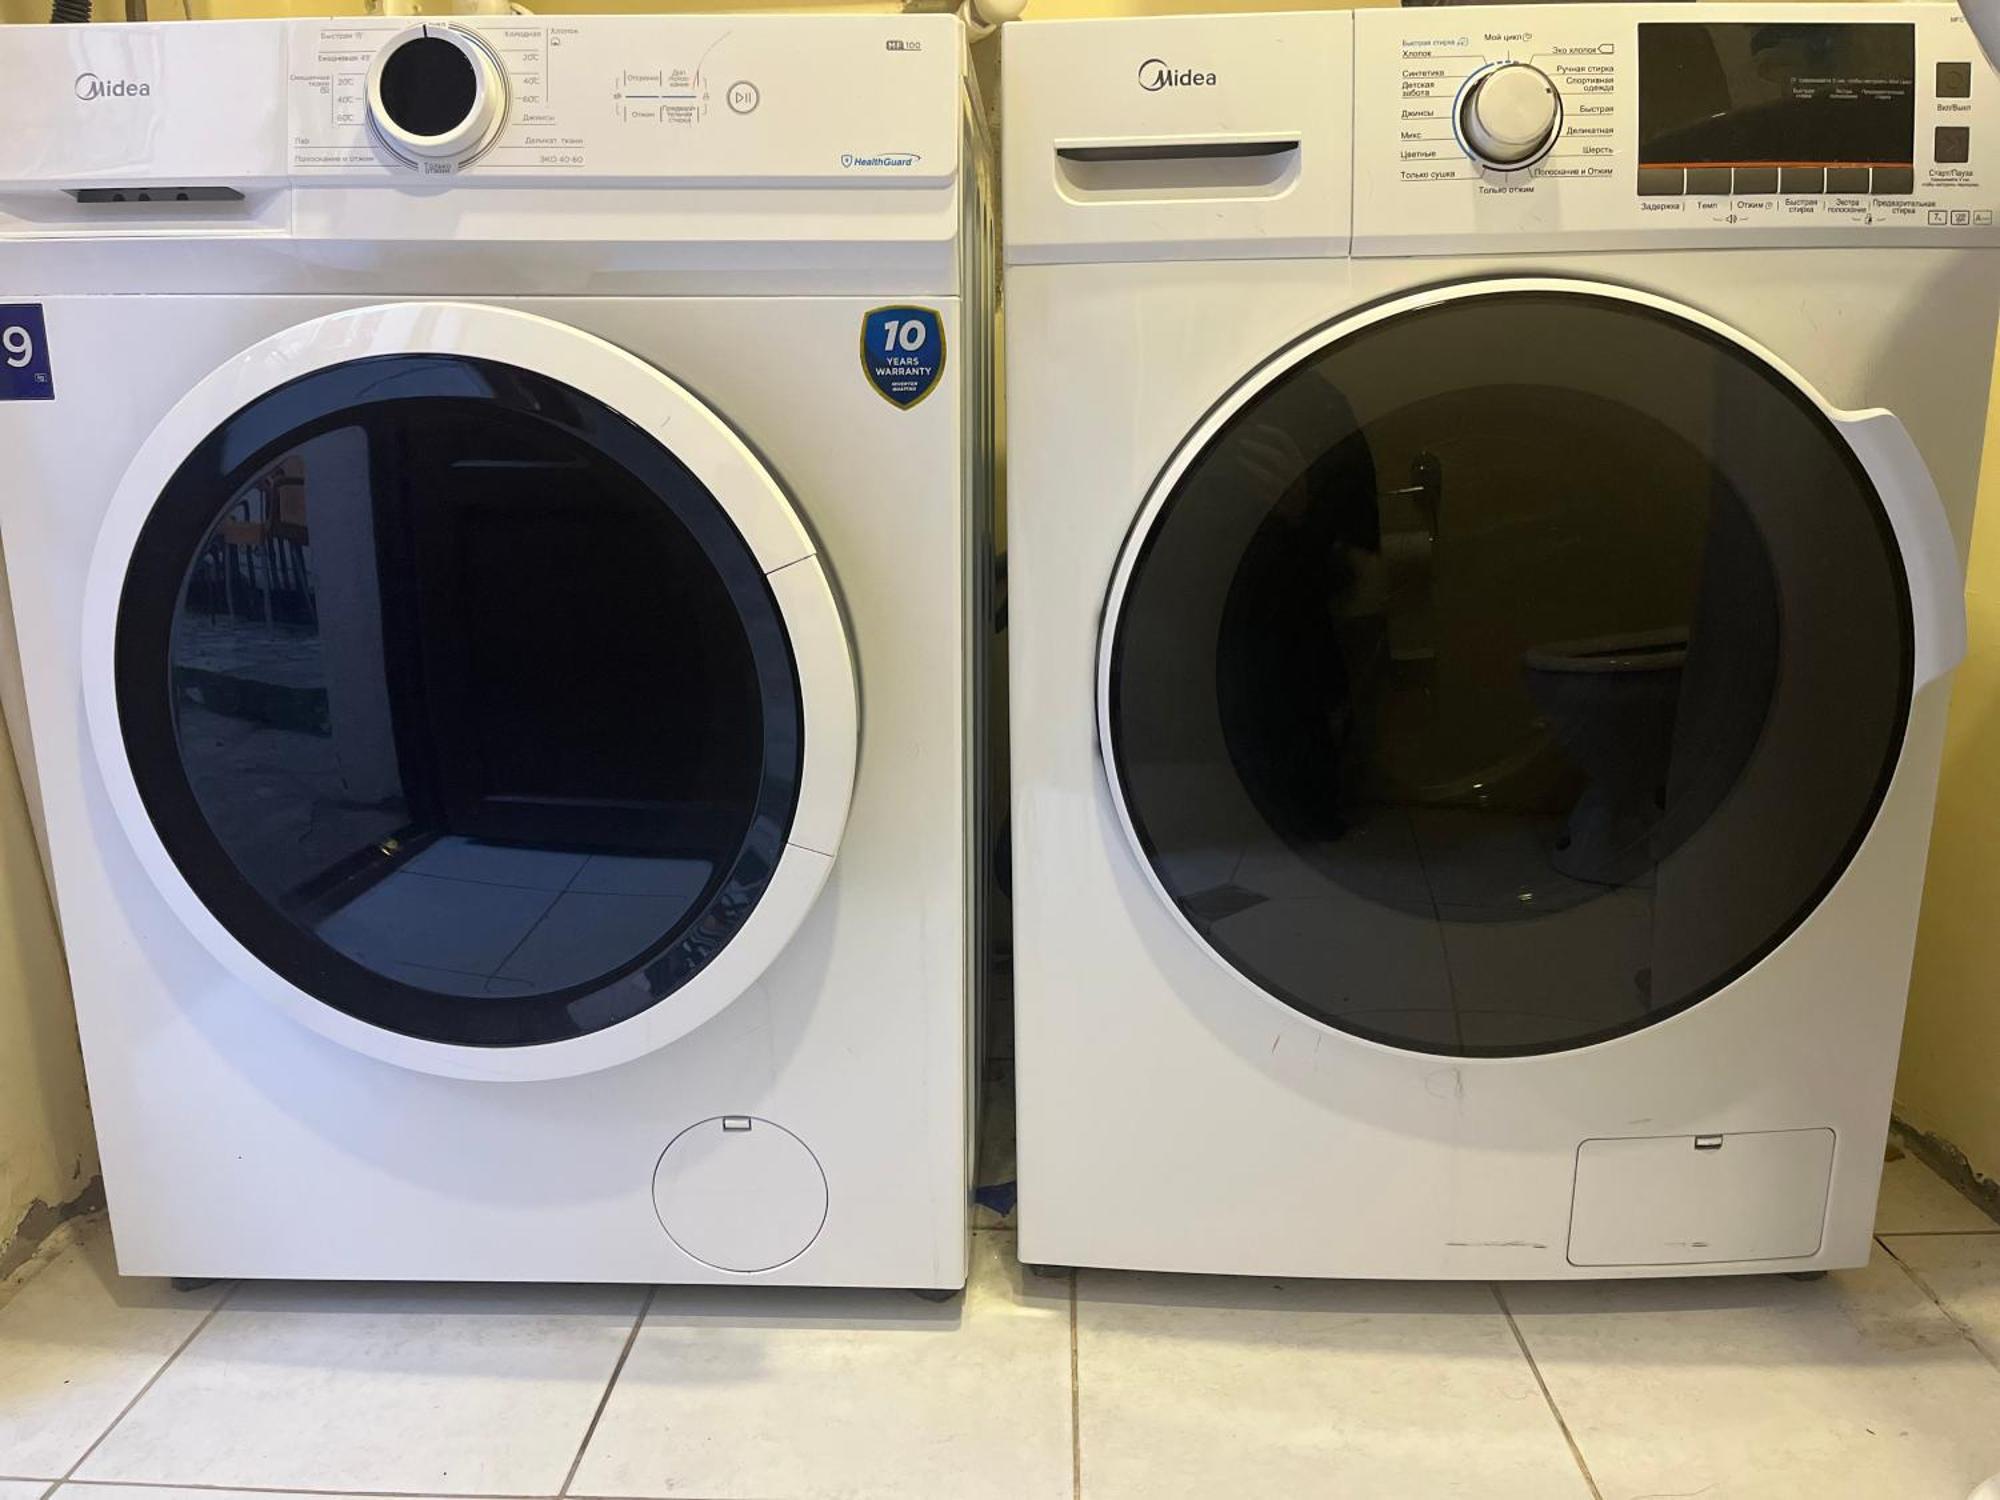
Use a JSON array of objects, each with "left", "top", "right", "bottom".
[
  {"left": 84, "top": 301, "right": 859, "bottom": 1082},
  {"left": 1093, "top": 275, "right": 1957, "bottom": 1063}
]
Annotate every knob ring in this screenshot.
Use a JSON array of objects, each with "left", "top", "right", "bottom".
[
  {"left": 1452, "top": 60, "right": 1564, "bottom": 174},
  {"left": 365, "top": 23, "right": 508, "bottom": 171}
]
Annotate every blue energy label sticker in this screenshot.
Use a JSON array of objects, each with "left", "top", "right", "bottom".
[
  {"left": 0, "top": 305, "right": 53, "bottom": 402},
  {"left": 861, "top": 306, "right": 945, "bottom": 410}
]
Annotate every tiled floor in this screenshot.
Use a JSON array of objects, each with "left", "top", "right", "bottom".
[{"left": 1, "top": 1152, "right": 1996, "bottom": 1500}]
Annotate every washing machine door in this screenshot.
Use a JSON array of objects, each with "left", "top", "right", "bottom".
[
  {"left": 1099, "top": 278, "right": 1964, "bottom": 1058},
  {"left": 86, "top": 303, "right": 857, "bottom": 1081}
]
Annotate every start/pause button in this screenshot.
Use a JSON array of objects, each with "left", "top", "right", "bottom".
[{"left": 727, "top": 80, "right": 760, "bottom": 114}]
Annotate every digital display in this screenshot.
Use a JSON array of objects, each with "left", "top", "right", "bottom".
[{"left": 1638, "top": 23, "right": 1916, "bottom": 169}]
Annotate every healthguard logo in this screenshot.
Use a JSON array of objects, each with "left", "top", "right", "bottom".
[
  {"left": 1136, "top": 58, "right": 1217, "bottom": 91},
  {"left": 74, "top": 72, "right": 152, "bottom": 101},
  {"left": 840, "top": 151, "right": 922, "bottom": 169}
]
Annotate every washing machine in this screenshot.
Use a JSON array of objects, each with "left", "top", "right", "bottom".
[
  {"left": 1003, "top": 5, "right": 1999, "bottom": 1280},
  {"left": 0, "top": 12, "right": 994, "bottom": 1289}
]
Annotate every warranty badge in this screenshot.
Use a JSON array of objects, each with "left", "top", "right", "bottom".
[{"left": 860, "top": 306, "right": 946, "bottom": 410}]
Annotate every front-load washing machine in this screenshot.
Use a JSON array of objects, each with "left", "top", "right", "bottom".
[
  {"left": 1004, "top": 5, "right": 1998, "bottom": 1279},
  {"left": 0, "top": 13, "right": 993, "bottom": 1289}
]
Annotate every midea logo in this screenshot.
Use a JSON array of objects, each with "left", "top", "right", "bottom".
[
  {"left": 74, "top": 72, "right": 152, "bottom": 101},
  {"left": 1136, "top": 57, "right": 1217, "bottom": 91}
]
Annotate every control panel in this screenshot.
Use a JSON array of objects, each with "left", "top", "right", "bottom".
[
  {"left": 287, "top": 15, "right": 958, "bottom": 181},
  {"left": 1354, "top": 3, "right": 1999, "bottom": 251}
]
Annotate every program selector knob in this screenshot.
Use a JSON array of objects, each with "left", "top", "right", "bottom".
[
  {"left": 1457, "top": 62, "right": 1562, "bottom": 170},
  {"left": 367, "top": 24, "right": 508, "bottom": 169}
]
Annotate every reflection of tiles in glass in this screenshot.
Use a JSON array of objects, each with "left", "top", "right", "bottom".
[
  {"left": 1436, "top": 889, "right": 1656, "bottom": 1030},
  {"left": 404, "top": 837, "right": 588, "bottom": 892},
  {"left": 571, "top": 854, "right": 712, "bottom": 898},
  {"left": 497, "top": 891, "right": 699, "bottom": 991},
  {"left": 178, "top": 703, "right": 404, "bottom": 897},
  {"left": 1153, "top": 847, "right": 1240, "bottom": 897},
  {"left": 1236, "top": 808, "right": 1431, "bottom": 907},
  {"left": 314, "top": 842, "right": 715, "bottom": 999},
  {"left": 1210, "top": 894, "right": 1454, "bottom": 1016},
  {"left": 317, "top": 872, "right": 556, "bottom": 978},
  {"left": 1406, "top": 807, "right": 1587, "bottom": 910},
  {"left": 1195, "top": 803, "right": 1660, "bottom": 1039},
  {"left": 173, "top": 617, "right": 325, "bottom": 690},
  {"left": 378, "top": 959, "right": 537, "bottom": 999},
  {"left": 1181, "top": 884, "right": 1264, "bottom": 923}
]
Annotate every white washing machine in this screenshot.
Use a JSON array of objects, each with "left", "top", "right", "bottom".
[
  {"left": 1004, "top": 5, "right": 1999, "bottom": 1280},
  {"left": 0, "top": 13, "right": 994, "bottom": 1289}
]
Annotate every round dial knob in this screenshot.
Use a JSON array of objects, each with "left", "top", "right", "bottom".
[
  {"left": 1458, "top": 63, "right": 1561, "bottom": 169},
  {"left": 367, "top": 25, "right": 506, "bottom": 167}
]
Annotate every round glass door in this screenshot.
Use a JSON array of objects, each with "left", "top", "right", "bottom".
[
  {"left": 1102, "top": 284, "right": 1916, "bottom": 1057},
  {"left": 94, "top": 307, "right": 854, "bottom": 1070}
]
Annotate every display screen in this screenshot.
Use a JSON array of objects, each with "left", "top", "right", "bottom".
[{"left": 1638, "top": 23, "right": 1916, "bottom": 168}]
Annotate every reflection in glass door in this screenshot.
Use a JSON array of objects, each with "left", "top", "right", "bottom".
[
  {"left": 1105, "top": 289, "right": 1913, "bottom": 1056},
  {"left": 119, "top": 355, "right": 806, "bottom": 1047}
]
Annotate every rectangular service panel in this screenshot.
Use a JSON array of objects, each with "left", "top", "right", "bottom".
[
  {"left": 1568, "top": 1129, "right": 1837, "bottom": 1266},
  {"left": 1354, "top": 3, "right": 1999, "bottom": 253}
]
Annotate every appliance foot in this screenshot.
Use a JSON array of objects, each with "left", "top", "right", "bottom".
[
  {"left": 909, "top": 1286, "right": 959, "bottom": 1303},
  {"left": 1784, "top": 1270, "right": 1828, "bottom": 1282},
  {"left": 170, "top": 1276, "right": 221, "bottom": 1292},
  {"left": 1024, "top": 1263, "right": 1074, "bottom": 1280}
]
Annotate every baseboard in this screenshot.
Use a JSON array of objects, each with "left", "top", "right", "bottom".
[
  {"left": 0, "top": 1174, "right": 106, "bottom": 1283},
  {"left": 1891, "top": 1116, "right": 2000, "bottom": 1227}
]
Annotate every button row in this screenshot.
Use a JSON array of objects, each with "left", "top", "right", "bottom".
[{"left": 1637, "top": 165, "right": 1913, "bottom": 197}]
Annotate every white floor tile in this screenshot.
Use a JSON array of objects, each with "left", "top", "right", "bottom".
[
  {"left": 1073, "top": 1273, "right": 1590, "bottom": 1500},
  {"left": 75, "top": 1280, "right": 645, "bottom": 1495},
  {"left": 1508, "top": 1252, "right": 2000, "bottom": 1500},
  {"left": 0, "top": 1481, "right": 50, "bottom": 1500},
  {"left": 0, "top": 1220, "right": 226, "bottom": 1479},
  {"left": 571, "top": 1232, "right": 1071, "bottom": 1500},
  {"left": 1877, "top": 1151, "right": 2000, "bottom": 1235},
  {"left": 1885, "top": 1233, "right": 2000, "bottom": 1365}
]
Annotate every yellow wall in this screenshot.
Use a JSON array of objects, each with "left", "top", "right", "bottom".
[
  {"left": 0, "top": 688, "right": 95, "bottom": 1259},
  {"left": 1899, "top": 333, "right": 2000, "bottom": 1187},
  {"left": 0, "top": 0, "right": 99, "bottom": 1252}
]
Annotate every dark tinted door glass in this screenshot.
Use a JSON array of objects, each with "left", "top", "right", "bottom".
[
  {"left": 1107, "top": 289, "right": 1912, "bottom": 1057},
  {"left": 117, "top": 354, "right": 804, "bottom": 1048}
]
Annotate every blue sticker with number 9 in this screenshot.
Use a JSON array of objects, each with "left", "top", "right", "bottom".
[
  {"left": 861, "top": 306, "right": 944, "bottom": 410},
  {"left": 0, "top": 306, "right": 53, "bottom": 402}
]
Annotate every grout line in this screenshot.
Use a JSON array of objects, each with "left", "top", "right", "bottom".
[
  {"left": 59, "top": 1483, "right": 556, "bottom": 1500},
  {"left": 1876, "top": 1236, "right": 2000, "bottom": 1377},
  {"left": 59, "top": 1279, "right": 241, "bottom": 1484},
  {"left": 1491, "top": 1284, "right": 1603, "bottom": 1500},
  {"left": 1068, "top": 1272, "right": 1081, "bottom": 1500},
  {"left": 559, "top": 1285, "right": 657, "bottom": 1498},
  {"left": 1873, "top": 1227, "right": 2000, "bottom": 1238}
]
